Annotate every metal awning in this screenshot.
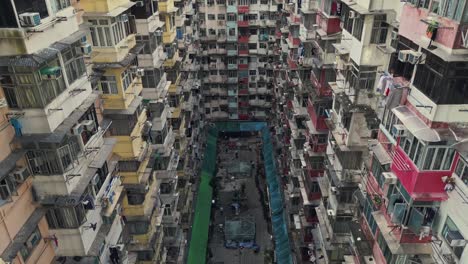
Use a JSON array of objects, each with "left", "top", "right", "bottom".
[
  {"left": 56, "top": 28, "right": 87, "bottom": 45},
  {"left": 0, "top": 150, "right": 26, "bottom": 181},
  {"left": 82, "top": 2, "right": 135, "bottom": 17},
  {"left": 1, "top": 209, "right": 46, "bottom": 261},
  {"left": 371, "top": 143, "right": 392, "bottom": 165},
  {"left": 391, "top": 106, "right": 440, "bottom": 142}
]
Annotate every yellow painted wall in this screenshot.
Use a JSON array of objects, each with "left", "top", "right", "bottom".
[
  {"left": 91, "top": 35, "right": 137, "bottom": 64},
  {"left": 100, "top": 68, "right": 143, "bottom": 110},
  {"left": 80, "top": 0, "right": 131, "bottom": 13},
  {"left": 112, "top": 110, "right": 147, "bottom": 158}
]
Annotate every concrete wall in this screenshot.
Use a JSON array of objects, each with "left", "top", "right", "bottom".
[{"left": 0, "top": 7, "right": 79, "bottom": 56}]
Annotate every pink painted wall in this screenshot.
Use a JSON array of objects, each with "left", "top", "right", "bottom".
[
  {"left": 0, "top": 179, "right": 55, "bottom": 263},
  {"left": 391, "top": 146, "right": 452, "bottom": 201},
  {"left": 399, "top": 5, "right": 466, "bottom": 49}
]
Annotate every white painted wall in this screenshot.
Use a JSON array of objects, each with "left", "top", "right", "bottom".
[
  {"left": 0, "top": 6, "right": 79, "bottom": 56},
  {"left": 408, "top": 87, "right": 468, "bottom": 124},
  {"left": 11, "top": 76, "right": 93, "bottom": 134},
  {"left": 434, "top": 173, "right": 468, "bottom": 264}
]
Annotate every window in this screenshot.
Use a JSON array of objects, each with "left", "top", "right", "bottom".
[
  {"left": 409, "top": 0, "right": 430, "bottom": 8},
  {"left": 422, "top": 147, "right": 455, "bottom": 171},
  {"left": 250, "top": 0, "right": 257, "bottom": 4},
  {"left": 14, "top": 0, "right": 49, "bottom": 19},
  {"left": 442, "top": 216, "right": 466, "bottom": 259},
  {"left": 127, "top": 221, "right": 149, "bottom": 234},
  {"left": 121, "top": 68, "right": 134, "bottom": 91},
  {"left": 218, "top": 14, "right": 225, "bottom": 20},
  {"left": 216, "top": 0, "right": 225, "bottom": 4},
  {"left": 455, "top": 158, "right": 468, "bottom": 185},
  {"left": 341, "top": 4, "right": 364, "bottom": 40},
  {"left": 249, "top": 70, "right": 256, "bottom": 75},
  {"left": 46, "top": 206, "right": 87, "bottom": 229},
  {"left": 141, "top": 69, "right": 161, "bottom": 88},
  {"left": 430, "top": 0, "right": 440, "bottom": 13},
  {"left": 89, "top": 14, "right": 135, "bottom": 47},
  {"left": 208, "top": 14, "right": 216, "bottom": 20},
  {"left": 370, "top": 15, "right": 388, "bottom": 44},
  {"left": 260, "top": 0, "right": 268, "bottom": 4},
  {"left": 137, "top": 251, "right": 153, "bottom": 261},
  {"left": 413, "top": 53, "right": 468, "bottom": 105},
  {"left": 127, "top": 192, "right": 145, "bottom": 205},
  {"left": 100, "top": 76, "right": 118, "bottom": 94},
  {"left": 163, "top": 204, "right": 172, "bottom": 216},
  {"left": 50, "top": 0, "right": 71, "bottom": 12},
  {"left": 227, "top": 14, "right": 237, "bottom": 21},
  {"left": 347, "top": 63, "right": 377, "bottom": 90},
  {"left": 19, "top": 227, "right": 42, "bottom": 261},
  {"left": 0, "top": 178, "right": 16, "bottom": 203},
  {"left": 63, "top": 46, "right": 86, "bottom": 85}
]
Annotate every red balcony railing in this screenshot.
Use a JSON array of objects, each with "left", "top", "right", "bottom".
[
  {"left": 389, "top": 146, "right": 449, "bottom": 201},
  {"left": 238, "top": 63, "right": 248, "bottom": 70},
  {"left": 238, "top": 35, "right": 249, "bottom": 42},
  {"left": 237, "top": 20, "right": 249, "bottom": 27},
  {"left": 238, "top": 5, "right": 249, "bottom": 13},
  {"left": 238, "top": 89, "right": 248, "bottom": 95},
  {"left": 288, "top": 33, "right": 301, "bottom": 46},
  {"left": 239, "top": 114, "right": 249, "bottom": 120},
  {"left": 238, "top": 101, "right": 249, "bottom": 107},
  {"left": 238, "top": 49, "right": 249, "bottom": 55},
  {"left": 307, "top": 102, "right": 328, "bottom": 131}
]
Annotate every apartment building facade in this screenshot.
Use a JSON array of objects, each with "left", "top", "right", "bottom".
[
  {"left": 0, "top": 0, "right": 127, "bottom": 263},
  {"left": 362, "top": 1, "right": 468, "bottom": 264},
  {"left": 0, "top": 89, "right": 56, "bottom": 264},
  {"left": 194, "top": 0, "right": 279, "bottom": 120}
]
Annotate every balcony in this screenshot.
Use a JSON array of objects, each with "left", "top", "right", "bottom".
[
  {"left": 163, "top": 31, "right": 176, "bottom": 44},
  {"left": 238, "top": 64, "right": 248, "bottom": 70},
  {"left": 372, "top": 211, "right": 433, "bottom": 256},
  {"left": 227, "top": 4, "right": 237, "bottom": 13},
  {"left": 239, "top": 49, "right": 249, "bottom": 56},
  {"left": 228, "top": 63, "right": 237, "bottom": 70},
  {"left": 159, "top": 0, "right": 176, "bottom": 13},
  {"left": 238, "top": 35, "right": 249, "bottom": 43},
  {"left": 238, "top": 20, "right": 249, "bottom": 27},
  {"left": 238, "top": 5, "right": 249, "bottom": 13},
  {"left": 227, "top": 48, "right": 237, "bottom": 56}
]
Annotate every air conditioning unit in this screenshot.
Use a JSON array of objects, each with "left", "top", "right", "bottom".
[
  {"left": 407, "top": 51, "right": 424, "bottom": 64},
  {"left": 11, "top": 167, "right": 30, "bottom": 183},
  {"left": 327, "top": 209, "right": 335, "bottom": 216},
  {"left": 391, "top": 124, "right": 407, "bottom": 138},
  {"left": 155, "top": 30, "right": 162, "bottom": 36},
  {"left": 391, "top": 30, "right": 398, "bottom": 40},
  {"left": 119, "top": 14, "right": 129, "bottom": 23},
  {"left": 135, "top": 0, "right": 144, "bottom": 7},
  {"left": 40, "top": 67, "right": 62, "bottom": 80},
  {"left": 81, "top": 120, "right": 95, "bottom": 131},
  {"left": 349, "top": 10, "right": 358, "bottom": 19},
  {"left": 136, "top": 68, "right": 145, "bottom": 77},
  {"left": 19, "top": 12, "right": 41, "bottom": 27},
  {"left": 72, "top": 124, "right": 84, "bottom": 135},
  {"left": 446, "top": 230, "right": 467, "bottom": 247},
  {"left": 398, "top": 50, "right": 411, "bottom": 62},
  {"left": 80, "top": 43, "right": 92, "bottom": 55},
  {"left": 331, "top": 186, "right": 339, "bottom": 194},
  {"left": 382, "top": 172, "right": 397, "bottom": 184}
]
